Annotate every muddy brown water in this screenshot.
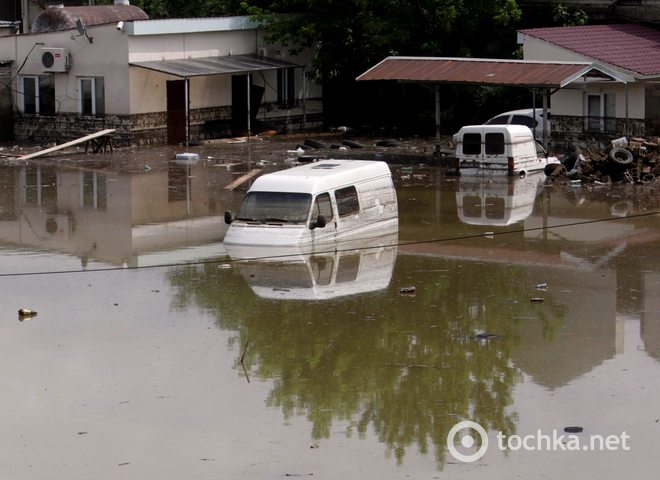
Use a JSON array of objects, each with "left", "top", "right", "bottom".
[{"left": 0, "top": 138, "right": 659, "bottom": 479}]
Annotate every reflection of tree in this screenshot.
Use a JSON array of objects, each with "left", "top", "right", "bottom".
[{"left": 168, "top": 254, "right": 565, "bottom": 467}]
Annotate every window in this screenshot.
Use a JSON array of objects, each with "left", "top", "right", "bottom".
[
  {"left": 79, "top": 77, "right": 105, "bottom": 117},
  {"left": 236, "top": 191, "right": 312, "bottom": 224},
  {"left": 488, "top": 115, "right": 509, "bottom": 125},
  {"left": 586, "top": 93, "right": 616, "bottom": 132},
  {"left": 277, "top": 67, "right": 296, "bottom": 108},
  {"left": 335, "top": 186, "right": 359, "bottom": 217},
  {"left": 463, "top": 133, "right": 481, "bottom": 155},
  {"left": 81, "top": 171, "right": 107, "bottom": 210},
  {"left": 485, "top": 133, "right": 505, "bottom": 155},
  {"left": 21, "top": 75, "right": 55, "bottom": 115},
  {"left": 511, "top": 114, "right": 536, "bottom": 129},
  {"left": 312, "top": 192, "right": 333, "bottom": 222}
]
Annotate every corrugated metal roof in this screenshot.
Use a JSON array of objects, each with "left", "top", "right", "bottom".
[
  {"left": 520, "top": 24, "right": 660, "bottom": 77},
  {"left": 130, "top": 54, "right": 300, "bottom": 78},
  {"left": 31, "top": 5, "right": 148, "bottom": 33},
  {"left": 356, "top": 57, "right": 627, "bottom": 87}
]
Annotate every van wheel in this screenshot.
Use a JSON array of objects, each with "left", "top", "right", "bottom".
[{"left": 609, "top": 147, "right": 634, "bottom": 165}]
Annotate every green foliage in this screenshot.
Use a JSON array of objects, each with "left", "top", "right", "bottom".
[{"left": 553, "top": 3, "right": 588, "bottom": 26}]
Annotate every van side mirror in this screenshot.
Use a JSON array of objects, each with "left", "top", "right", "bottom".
[
  {"left": 310, "top": 214, "right": 326, "bottom": 230},
  {"left": 224, "top": 211, "right": 233, "bottom": 224}
]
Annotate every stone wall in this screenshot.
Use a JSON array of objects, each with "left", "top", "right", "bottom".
[
  {"left": 553, "top": 115, "right": 645, "bottom": 139},
  {"left": 13, "top": 103, "right": 323, "bottom": 146}
]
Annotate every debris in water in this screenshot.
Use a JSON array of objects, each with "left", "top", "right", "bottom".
[
  {"left": 398, "top": 286, "right": 416, "bottom": 296},
  {"left": 484, "top": 231, "right": 494, "bottom": 238},
  {"left": 535, "top": 283, "right": 548, "bottom": 291},
  {"left": 473, "top": 333, "right": 499, "bottom": 340},
  {"left": 530, "top": 297, "right": 545, "bottom": 303},
  {"left": 564, "top": 426, "right": 584, "bottom": 433},
  {"left": 18, "top": 308, "right": 38, "bottom": 320}
]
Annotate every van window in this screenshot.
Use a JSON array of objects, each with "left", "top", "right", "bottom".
[
  {"left": 335, "top": 186, "right": 359, "bottom": 217},
  {"left": 463, "top": 133, "right": 481, "bottom": 155},
  {"left": 312, "top": 192, "right": 334, "bottom": 222},
  {"left": 236, "top": 191, "right": 312, "bottom": 223},
  {"left": 485, "top": 133, "right": 505, "bottom": 155},
  {"left": 511, "top": 114, "right": 536, "bottom": 129}
]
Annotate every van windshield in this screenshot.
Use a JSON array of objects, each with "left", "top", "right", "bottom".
[{"left": 236, "top": 192, "right": 312, "bottom": 224}]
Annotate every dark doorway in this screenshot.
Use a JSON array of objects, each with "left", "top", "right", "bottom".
[
  {"left": 231, "top": 74, "right": 264, "bottom": 135},
  {"left": 167, "top": 80, "right": 186, "bottom": 145},
  {"left": 0, "top": 64, "right": 13, "bottom": 142}
]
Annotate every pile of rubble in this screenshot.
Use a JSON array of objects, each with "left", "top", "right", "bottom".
[{"left": 546, "top": 136, "right": 660, "bottom": 184}]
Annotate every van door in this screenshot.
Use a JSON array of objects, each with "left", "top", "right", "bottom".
[{"left": 310, "top": 192, "right": 336, "bottom": 239}]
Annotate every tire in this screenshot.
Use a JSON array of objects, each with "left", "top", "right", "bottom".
[
  {"left": 375, "top": 139, "right": 402, "bottom": 147},
  {"left": 609, "top": 147, "right": 634, "bottom": 165},
  {"left": 341, "top": 139, "right": 366, "bottom": 149},
  {"left": 303, "top": 138, "right": 328, "bottom": 149},
  {"left": 544, "top": 163, "right": 566, "bottom": 177}
]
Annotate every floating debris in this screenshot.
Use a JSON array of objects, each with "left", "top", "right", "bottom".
[
  {"left": 473, "top": 332, "right": 499, "bottom": 340},
  {"left": 484, "top": 231, "right": 495, "bottom": 239},
  {"left": 535, "top": 283, "right": 548, "bottom": 291},
  {"left": 530, "top": 297, "right": 545, "bottom": 303},
  {"left": 564, "top": 426, "right": 584, "bottom": 433},
  {"left": 398, "top": 286, "right": 416, "bottom": 297},
  {"left": 18, "top": 308, "right": 38, "bottom": 320}
]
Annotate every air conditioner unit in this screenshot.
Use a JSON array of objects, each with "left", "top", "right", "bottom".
[{"left": 39, "top": 47, "right": 70, "bottom": 72}]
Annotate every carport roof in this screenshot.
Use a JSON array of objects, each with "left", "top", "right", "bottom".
[
  {"left": 130, "top": 54, "right": 300, "bottom": 78},
  {"left": 356, "top": 56, "right": 631, "bottom": 87}
]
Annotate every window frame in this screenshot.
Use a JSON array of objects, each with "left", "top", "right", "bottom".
[
  {"left": 335, "top": 186, "right": 360, "bottom": 217},
  {"left": 277, "top": 67, "right": 296, "bottom": 109},
  {"left": 78, "top": 76, "right": 105, "bottom": 117},
  {"left": 21, "top": 75, "right": 55, "bottom": 115}
]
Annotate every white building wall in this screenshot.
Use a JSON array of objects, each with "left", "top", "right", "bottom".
[{"left": 11, "top": 25, "right": 131, "bottom": 115}]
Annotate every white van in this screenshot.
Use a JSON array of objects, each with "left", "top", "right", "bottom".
[
  {"left": 223, "top": 160, "right": 398, "bottom": 247},
  {"left": 453, "top": 124, "right": 559, "bottom": 176}
]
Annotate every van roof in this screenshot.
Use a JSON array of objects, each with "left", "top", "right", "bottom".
[
  {"left": 249, "top": 160, "right": 392, "bottom": 194},
  {"left": 457, "top": 124, "right": 535, "bottom": 139}
]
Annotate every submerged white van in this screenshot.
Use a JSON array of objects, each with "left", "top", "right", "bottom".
[
  {"left": 453, "top": 124, "right": 559, "bottom": 176},
  {"left": 223, "top": 160, "right": 398, "bottom": 247}
]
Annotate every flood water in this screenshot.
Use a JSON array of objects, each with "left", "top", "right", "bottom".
[{"left": 1, "top": 139, "right": 659, "bottom": 479}]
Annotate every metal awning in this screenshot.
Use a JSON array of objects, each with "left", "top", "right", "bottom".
[
  {"left": 356, "top": 56, "right": 632, "bottom": 87},
  {"left": 130, "top": 53, "right": 300, "bottom": 78}
]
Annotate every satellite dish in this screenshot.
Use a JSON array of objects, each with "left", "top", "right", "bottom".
[{"left": 75, "top": 18, "right": 86, "bottom": 36}]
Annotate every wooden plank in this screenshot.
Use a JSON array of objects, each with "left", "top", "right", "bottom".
[
  {"left": 224, "top": 168, "right": 262, "bottom": 191},
  {"left": 18, "top": 129, "right": 116, "bottom": 160}
]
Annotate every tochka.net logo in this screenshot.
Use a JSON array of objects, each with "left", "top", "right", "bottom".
[{"left": 447, "top": 420, "right": 631, "bottom": 463}]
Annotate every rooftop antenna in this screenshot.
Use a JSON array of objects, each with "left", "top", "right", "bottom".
[{"left": 73, "top": 18, "right": 93, "bottom": 43}]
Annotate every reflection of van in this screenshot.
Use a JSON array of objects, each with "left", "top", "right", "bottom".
[
  {"left": 456, "top": 174, "right": 543, "bottom": 226},
  {"left": 224, "top": 160, "right": 398, "bottom": 246},
  {"left": 229, "top": 236, "right": 398, "bottom": 300},
  {"left": 453, "top": 125, "right": 559, "bottom": 176}
]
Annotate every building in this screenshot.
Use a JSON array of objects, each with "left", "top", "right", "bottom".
[
  {"left": 0, "top": 2, "right": 322, "bottom": 146},
  {"left": 518, "top": 23, "right": 660, "bottom": 138}
]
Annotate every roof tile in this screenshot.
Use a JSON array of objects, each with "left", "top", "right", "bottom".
[{"left": 520, "top": 24, "right": 660, "bottom": 76}]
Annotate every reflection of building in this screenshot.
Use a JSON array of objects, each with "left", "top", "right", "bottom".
[
  {"left": 227, "top": 235, "right": 398, "bottom": 300},
  {"left": 456, "top": 174, "right": 543, "bottom": 226},
  {"left": 0, "top": 158, "right": 243, "bottom": 267},
  {"left": 511, "top": 268, "right": 617, "bottom": 389},
  {"left": 642, "top": 272, "right": 660, "bottom": 362}
]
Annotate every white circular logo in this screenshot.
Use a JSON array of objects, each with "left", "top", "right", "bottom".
[{"left": 447, "top": 421, "right": 489, "bottom": 463}]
